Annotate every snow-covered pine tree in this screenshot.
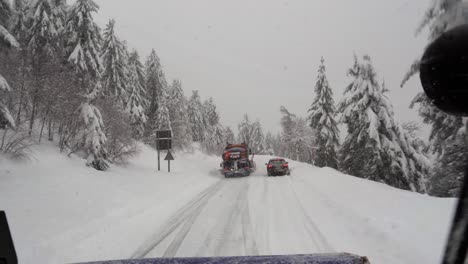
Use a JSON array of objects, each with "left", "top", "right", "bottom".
[
  {"left": 50, "top": 0, "right": 67, "bottom": 36},
  {"left": 250, "top": 120, "right": 265, "bottom": 154},
  {"left": 65, "top": 0, "right": 108, "bottom": 170},
  {"left": 128, "top": 50, "right": 146, "bottom": 98},
  {"left": 236, "top": 115, "right": 264, "bottom": 153},
  {"left": 28, "top": 0, "right": 60, "bottom": 57},
  {"left": 27, "top": 0, "right": 63, "bottom": 135},
  {"left": 401, "top": 0, "right": 467, "bottom": 196},
  {"left": 79, "top": 101, "right": 109, "bottom": 171},
  {"left": 264, "top": 132, "right": 275, "bottom": 155},
  {"left": 307, "top": 57, "right": 340, "bottom": 169},
  {"left": 338, "top": 55, "right": 427, "bottom": 192},
  {"left": 290, "top": 117, "right": 315, "bottom": 163},
  {"left": 11, "top": 0, "right": 28, "bottom": 45},
  {"left": 279, "top": 106, "right": 296, "bottom": 159},
  {"left": 430, "top": 136, "right": 467, "bottom": 197},
  {"left": 9, "top": 0, "right": 30, "bottom": 125},
  {"left": 237, "top": 114, "right": 252, "bottom": 145},
  {"left": 187, "top": 90, "right": 208, "bottom": 142},
  {"left": 202, "top": 97, "right": 224, "bottom": 153},
  {"left": 0, "top": 0, "right": 19, "bottom": 129},
  {"left": 144, "top": 49, "right": 168, "bottom": 141},
  {"left": 65, "top": 0, "right": 102, "bottom": 84},
  {"left": 154, "top": 88, "right": 171, "bottom": 131},
  {"left": 125, "top": 55, "right": 147, "bottom": 137},
  {"left": 167, "top": 80, "right": 191, "bottom": 149},
  {"left": 224, "top": 126, "right": 235, "bottom": 144},
  {"left": 101, "top": 19, "right": 128, "bottom": 102}
]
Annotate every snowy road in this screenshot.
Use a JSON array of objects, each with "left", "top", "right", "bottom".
[
  {"left": 0, "top": 145, "right": 455, "bottom": 264},
  {"left": 132, "top": 166, "right": 333, "bottom": 259}
]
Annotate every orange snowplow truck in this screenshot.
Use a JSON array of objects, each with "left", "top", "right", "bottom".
[{"left": 221, "top": 143, "right": 255, "bottom": 178}]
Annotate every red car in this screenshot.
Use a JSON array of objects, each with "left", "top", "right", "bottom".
[{"left": 266, "top": 158, "right": 290, "bottom": 176}]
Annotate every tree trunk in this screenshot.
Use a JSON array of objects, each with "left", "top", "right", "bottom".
[
  {"left": 29, "top": 96, "right": 37, "bottom": 136},
  {"left": 0, "top": 128, "right": 8, "bottom": 151},
  {"left": 15, "top": 54, "right": 28, "bottom": 124},
  {"left": 16, "top": 78, "right": 25, "bottom": 124},
  {"left": 38, "top": 109, "right": 49, "bottom": 143},
  {"left": 48, "top": 118, "right": 53, "bottom": 141}
]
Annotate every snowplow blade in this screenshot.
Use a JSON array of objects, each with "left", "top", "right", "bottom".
[{"left": 79, "top": 253, "right": 370, "bottom": 264}]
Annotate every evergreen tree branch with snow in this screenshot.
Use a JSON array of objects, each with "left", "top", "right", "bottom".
[
  {"left": 402, "top": 0, "right": 468, "bottom": 196},
  {"left": 144, "top": 49, "right": 170, "bottom": 143},
  {"left": 65, "top": 0, "right": 109, "bottom": 170},
  {"left": 0, "top": 0, "right": 19, "bottom": 130},
  {"left": 101, "top": 19, "right": 128, "bottom": 103},
  {"left": 307, "top": 57, "right": 340, "bottom": 169},
  {"left": 338, "top": 55, "right": 428, "bottom": 193}
]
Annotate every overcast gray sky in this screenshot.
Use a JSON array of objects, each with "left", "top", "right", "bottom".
[{"left": 91, "top": 0, "right": 431, "bottom": 134}]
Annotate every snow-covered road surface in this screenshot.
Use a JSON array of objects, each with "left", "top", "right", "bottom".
[
  {"left": 0, "top": 144, "right": 456, "bottom": 264},
  {"left": 133, "top": 169, "right": 332, "bottom": 259}
]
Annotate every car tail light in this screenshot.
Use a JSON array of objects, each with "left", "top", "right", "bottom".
[
  {"left": 267, "top": 164, "right": 273, "bottom": 168},
  {"left": 282, "top": 164, "right": 288, "bottom": 168}
]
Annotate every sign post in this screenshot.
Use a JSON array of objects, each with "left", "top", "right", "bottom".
[
  {"left": 156, "top": 130, "right": 173, "bottom": 172},
  {"left": 164, "top": 151, "right": 175, "bottom": 172}
]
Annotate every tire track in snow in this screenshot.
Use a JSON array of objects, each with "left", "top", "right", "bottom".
[
  {"left": 261, "top": 175, "right": 271, "bottom": 254},
  {"left": 161, "top": 197, "right": 208, "bottom": 258},
  {"left": 131, "top": 180, "right": 225, "bottom": 258},
  {"left": 287, "top": 177, "right": 334, "bottom": 252},
  {"left": 212, "top": 180, "right": 257, "bottom": 256},
  {"left": 239, "top": 181, "right": 259, "bottom": 256}
]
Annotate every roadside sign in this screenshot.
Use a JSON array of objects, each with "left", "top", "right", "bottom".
[
  {"left": 156, "top": 130, "right": 172, "bottom": 139},
  {"left": 155, "top": 130, "right": 173, "bottom": 172},
  {"left": 157, "top": 139, "right": 172, "bottom": 151},
  {"left": 164, "top": 151, "right": 175, "bottom": 161},
  {"left": 164, "top": 151, "right": 175, "bottom": 172}
]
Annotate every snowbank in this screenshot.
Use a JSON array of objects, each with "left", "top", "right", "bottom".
[{"left": 0, "top": 143, "right": 219, "bottom": 263}]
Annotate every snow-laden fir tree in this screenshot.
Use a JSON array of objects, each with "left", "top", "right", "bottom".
[
  {"left": 79, "top": 101, "right": 109, "bottom": 171},
  {"left": 28, "top": 0, "right": 60, "bottom": 57},
  {"left": 0, "top": 0, "right": 19, "bottom": 129},
  {"left": 237, "top": 115, "right": 265, "bottom": 154},
  {"left": 307, "top": 57, "right": 340, "bottom": 169},
  {"left": 224, "top": 126, "right": 235, "bottom": 144},
  {"left": 101, "top": 19, "right": 128, "bottom": 102},
  {"left": 167, "top": 80, "right": 191, "bottom": 149},
  {"left": 50, "top": 0, "right": 67, "bottom": 36},
  {"left": 430, "top": 136, "right": 467, "bottom": 197},
  {"left": 203, "top": 97, "right": 224, "bottom": 153},
  {"left": 10, "top": 0, "right": 30, "bottom": 124},
  {"left": 204, "top": 98, "right": 224, "bottom": 143},
  {"left": 187, "top": 90, "right": 208, "bottom": 142},
  {"left": 338, "top": 55, "right": 428, "bottom": 192},
  {"left": 237, "top": 114, "right": 252, "bottom": 145},
  {"left": 264, "top": 132, "right": 275, "bottom": 155},
  {"left": 27, "top": 0, "right": 63, "bottom": 135},
  {"left": 128, "top": 50, "right": 146, "bottom": 97},
  {"left": 250, "top": 120, "right": 265, "bottom": 154},
  {"left": 290, "top": 117, "right": 315, "bottom": 163},
  {"left": 11, "top": 0, "right": 28, "bottom": 45},
  {"left": 401, "top": 0, "right": 467, "bottom": 197},
  {"left": 154, "top": 87, "right": 171, "bottom": 131},
  {"left": 144, "top": 49, "right": 168, "bottom": 140},
  {"left": 278, "top": 106, "right": 315, "bottom": 162},
  {"left": 66, "top": 0, "right": 102, "bottom": 83},
  {"left": 65, "top": 0, "right": 108, "bottom": 170},
  {"left": 125, "top": 55, "right": 147, "bottom": 137},
  {"left": 279, "top": 106, "right": 296, "bottom": 159}
]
